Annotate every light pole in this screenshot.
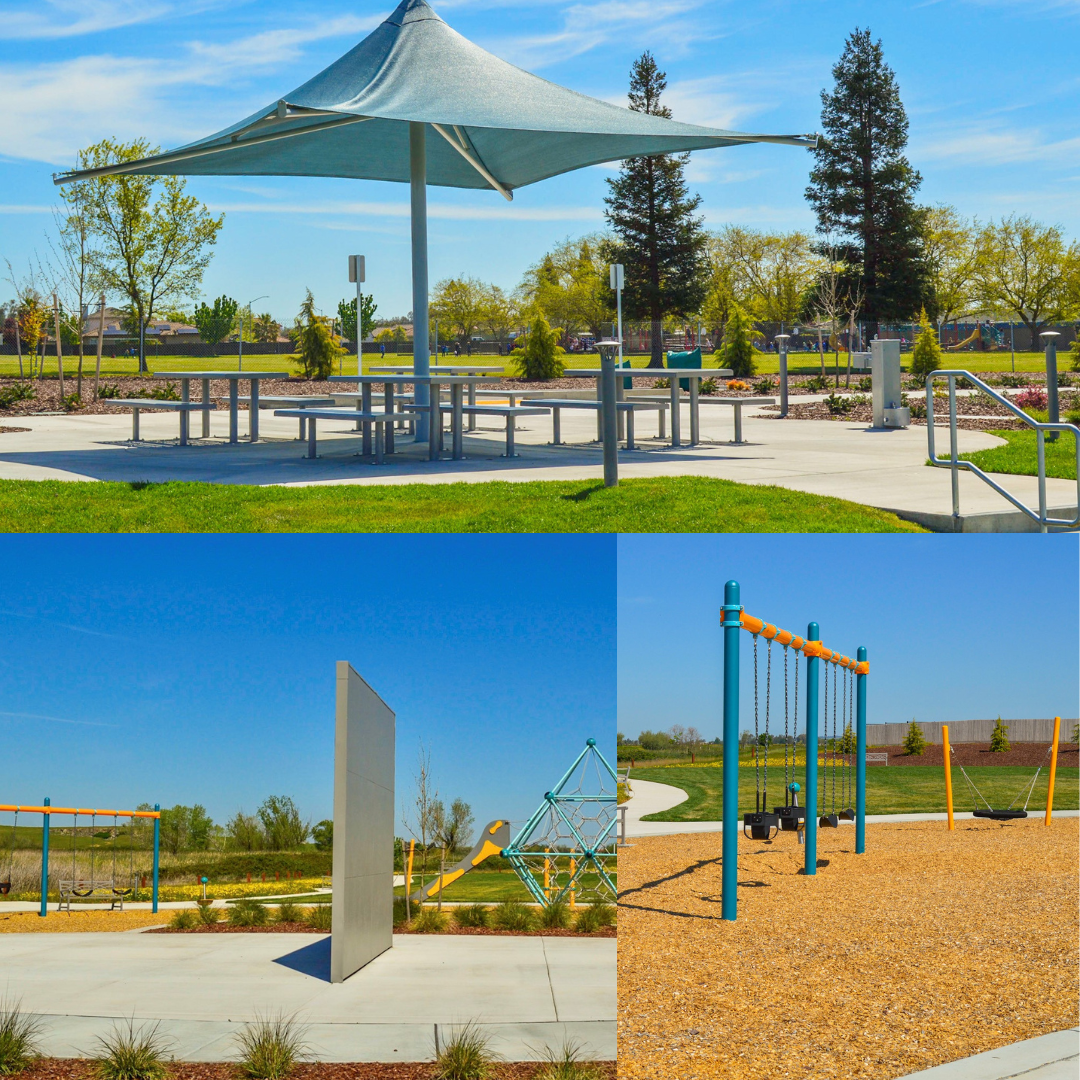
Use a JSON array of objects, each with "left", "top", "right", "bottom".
[
  {"left": 596, "top": 338, "right": 620, "bottom": 488},
  {"left": 609, "top": 263, "right": 624, "bottom": 441},
  {"left": 239, "top": 294, "right": 267, "bottom": 372},
  {"left": 775, "top": 333, "right": 790, "bottom": 417},
  {"left": 349, "top": 255, "right": 366, "bottom": 375}
]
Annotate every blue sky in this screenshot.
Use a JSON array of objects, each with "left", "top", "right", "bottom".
[
  {"left": 0, "top": 534, "right": 615, "bottom": 843},
  {"left": 618, "top": 535, "right": 1080, "bottom": 741},
  {"left": 2, "top": 0, "right": 1078, "bottom": 323}
]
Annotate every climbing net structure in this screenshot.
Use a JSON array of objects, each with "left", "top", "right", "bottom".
[{"left": 503, "top": 739, "right": 617, "bottom": 907}]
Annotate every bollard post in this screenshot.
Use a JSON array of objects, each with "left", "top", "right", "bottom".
[
  {"left": 1040, "top": 332, "right": 1060, "bottom": 442},
  {"left": 776, "top": 334, "right": 790, "bottom": 417},
  {"left": 597, "top": 339, "right": 620, "bottom": 487}
]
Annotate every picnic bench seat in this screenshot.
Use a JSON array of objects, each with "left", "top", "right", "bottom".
[
  {"left": 457, "top": 404, "right": 549, "bottom": 457},
  {"left": 623, "top": 393, "right": 775, "bottom": 443},
  {"left": 103, "top": 398, "right": 217, "bottom": 445},
  {"left": 57, "top": 878, "right": 132, "bottom": 912},
  {"left": 273, "top": 407, "right": 422, "bottom": 462},
  {"left": 236, "top": 395, "right": 338, "bottom": 438},
  {"left": 527, "top": 398, "right": 668, "bottom": 449}
]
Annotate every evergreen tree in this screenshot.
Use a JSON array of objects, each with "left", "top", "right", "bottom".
[
  {"left": 989, "top": 716, "right": 1010, "bottom": 753},
  {"left": 902, "top": 720, "right": 926, "bottom": 756},
  {"left": 909, "top": 308, "right": 943, "bottom": 380},
  {"left": 512, "top": 314, "right": 566, "bottom": 380},
  {"left": 292, "top": 290, "right": 341, "bottom": 380},
  {"left": 714, "top": 303, "right": 761, "bottom": 378},
  {"left": 839, "top": 723, "right": 857, "bottom": 755},
  {"left": 604, "top": 52, "right": 707, "bottom": 367},
  {"left": 806, "top": 28, "right": 930, "bottom": 331}
]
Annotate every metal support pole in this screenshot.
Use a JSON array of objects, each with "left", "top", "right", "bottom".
[
  {"left": 776, "top": 334, "right": 789, "bottom": 417},
  {"left": 1045, "top": 716, "right": 1061, "bottom": 826},
  {"left": 229, "top": 381, "right": 239, "bottom": 443},
  {"left": 39, "top": 797, "right": 50, "bottom": 917},
  {"left": 948, "top": 374, "right": 959, "bottom": 527},
  {"left": 1042, "top": 332, "right": 1060, "bottom": 442},
  {"left": 410, "top": 122, "right": 430, "bottom": 442},
  {"left": 600, "top": 349, "right": 618, "bottom": 487},
  {"left": 943, "top": 724, "right": 954, "bottom": 831},
  {"left": 804, "top": 621, "right": 820, "bottom": 876},
  {"left": 856, "top": 645, "right": 867, "bottom": 852},
  {"left": 201, "top": 379, "right": 211, "bottom": 438},
  {"left": 721, "top": 580, "right": 741, "bottom": 921},
  {"left": 152, "top": 805, "right": 160, "bottom": 914}
]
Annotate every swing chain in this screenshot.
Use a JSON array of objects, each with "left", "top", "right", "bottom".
[
  {"left": 783, "top": 646, "right": 790, "bottom": 801},
  {"left": 753, "top": 635, "right": 760, "bottom": 811},
  {"left": 831, "top": 661, "right": 838, "bottom": 813},
  {"left": 764, "top": 638, "right": 772, "bottom": 811}
]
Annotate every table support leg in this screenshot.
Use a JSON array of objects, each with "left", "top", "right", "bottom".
[
  {"left": 180, "top": 380, "right": 189, "bottom": 446},
  {"left": 383, "top": 382, "right": 395, "bottom": 454},
  {"left": 298, "top": 412, "right": 306, "bottom": 441},
  {"left": 429, "top": 391, "right": 440, "bottom": 461},
  {"left": 733, "top": 404, "right": 744, "bottom": 444},
  {"left": 201, "top": 379, "right": 211, "bottom": 438},
  {"left": 229, "top": 381, "right": 238, "bottom": 443},
  {"left": 132, "top": 409, "right": 140, "bottom": 442},
  {"left": 670, "top": 381, "right": 681, "bottom": 447},
  {"left": 452, "top": 383, "right": 464, "bottom": 460},
  {"left": 375, "top": 423, "right": 385, "bottom": 465},
  {"left": 626, "top": 408, "right": 635, "bottom": 451},
  {"left": 504, "top": 415, "right": 517, "bottom": 458},
  {"left": 249, "top": 379, "right": 260, "bottom": 442},
  {"left": 658, "top": 407, "right": 666, "bottom": 440},
  {"left": 552, "top": 408, "right": 561, "bottom": 445},
  {"left": 468, "top": 380, "right": 476, "bottom": 431},
  {"left": 690, "top": 379, "right": 699, "bottom": 446},
  {"left": 307, "top": 418, "right": 317, "bottom": 459},
  {"left": 362, "top": 384, "right": 372, "bottom": 455}
]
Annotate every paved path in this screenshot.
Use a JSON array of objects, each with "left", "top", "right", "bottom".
[
  {"left": 899, "top": 1028, "right": 1079, "bottom": 1079},
  {"left": 0, "top": 932, "right": 614, "bottom": 1062},
  {"left": 0, "top": 406, "right": 1074, "bottom": 530}
]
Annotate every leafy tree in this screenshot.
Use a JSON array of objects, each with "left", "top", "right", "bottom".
[
  {"left": 806, "top": 28, "right": 930, "bottom": 330},
  {"left": 481, "top": 283, "right": 518, "bottom": 342},
  {"left": 512, "top": 314, "right": 565, "bottom": 380},
  {"left": 252, "top": 312, "right": 280, "bottom": 344},
  {"left": 158, "top": 804, "right": 214, "bottom": 856},
  {"left": 337, "top": 293, "right": 377, "bottom": 345},
  {"left": 902, "top": 720, "right": 926, "bottom": 756},
  {"left": 430, "top": 276, "right": 487, "bottom": 350},
  {"left": 312, "top": 819, "right": 333, "bottom": 852},
  {"left": 256, "top": 795, "right": 310, "bottom": 850},
  {"left": 1070, "top": 336, "right": 1080, "bottom": 374},
  {"left": 920, "top": 205, "right": 980, "bottom": 328},
  {"left": 909, "top": 308, "right": 944, "bottom": 380},
  {"left": 432, "top": 797, "right": 474, "bottom": 855},
  {"left": 604, "top": 52, "right": 707, "bottom": 367},
  {"left": 974, "top": 216, "right": 1080, "bottom": 347},
  {"left": 637, "top": 730, "right": 675, "bottom": 751},
  {"left": 226, "top": 811, "right": 264, "bottom": 851},
  {"left": 715, "top": 303, "right": 762, "bottom": 378},
  {"left": 403, "top": 743, "right": 440, "bottom": 887},
  {"left": 192, "top": 295, "right": 238, "bottom": 353},
  {"left": 75, "top": 138, "right": 224, "bottom": 372},
  {"left": 989, "top": 717, "right": 1010, "bottom": 753},
  {"left": 292, "top": 290, "right": 341, "bottom": 379},
  {"left": 519, "top": 237, "right": 614, "bottom": 341},
  {"left": 721, "top": 227, "right": 824, "bottom": 328}
]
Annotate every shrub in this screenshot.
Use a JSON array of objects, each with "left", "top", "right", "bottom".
[
  {"left": 411, "top": 906, "right": 449, "bottom": 933},
  {"left": 292, "top": 290, "right": 342, "bottom": 380},
  {"left": 534, "top": 1039, "right": 604, "bottom": 1080},
  {"left": 804, "top": 374, "right": 829, "bottom": 392},
  {"left": 652, "top": 378, "right": 670, "bottom": 389},
  {"left": 1071, "top": 723, "right": 1079, "bottom": 744},
  {"left": 591, "top": 902, "right": 616, "bottom": 927},
  {"left": 434, "top": 1022, "right": 496, "bottom": 1080},
  {"left": 903, "top": 721, "right": 926, "bottom": 757},
  {"left": 1015, "top": 387, "right": 1048, "bottom": 411},
  {"left": 393, "top": 897, "right": 410, "bottom": 927},
  {"left": 698, "top": 377, "right": 718, "bottom": 395},
  {"left": 909, "top": 310, "right": 944, "bottom": 381},
  {"left": 275, "top": 900, "right": 301, "bottom": 924},
  {"left": 990, "top": 717, "right": 1010, "bottom": 753},
  {"left": 1070, "top": 336, "right": 1080, "bottom": 373},
  {"left": 169, "top": 909, "right": 195, "bottom": 930},
  {"left": 61, "top": 392, "right": 84, "bottom": 412},
  {"left": 714, "top": 304, "right": 760, "bottom": 378},
  {"left": 453, "top": 904, "right": 490, "bottom": 929},
  {"left": 146, "top": 383, "right": 180, "bottom": 402},
  {"left": 0, "top": 998, "right": 41, "bottom": 1075},
  {"left": 0, "top": 383, "right": 35, "bottom": 409},
  {"left": 856, "top": 376, "right": 873, "bottom": 392},
  {"left": 234, "top": 1014, "right": 307, "bottom": 1080},
  {"left": 574, "top": 906, "right": 604, "bottom": 934},
  {"left": 304, "top": 904, "right": 332, "bottom": 932},
  {"left": 511, "top": 315, "right": 565, "bottom": 380},
  {"left": 195, "top": 903, "right": 220, "bottom": 926},
  {"left": 229, "top": 899, "right": 269, "bottom": 927},
  {"left": 908, "top": 400, "right": 927, "bottom": 420},
  {"left": 537, "top": 901, "right": 571, "bottom": 930},
  {"left": 753, "top": 377, "right": 777, "bottom": 394},
  {"left": 824, "top": 392, "right": 855, "bottom": 414},
  {"left": 999, "top": 373, "right": 1026, "bottom": 388},
  {"left": 91, "top": 1020, "right": 170, "bottom": 1080},
  {"left": 492, "top": 900, "right": 533, "bottom": 932}
]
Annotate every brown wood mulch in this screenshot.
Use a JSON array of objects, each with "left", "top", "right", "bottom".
[
  {"left": 871, "top": 742, "right": 1078, "bottom": 767},
  {"left": 17, "top": 1062, "right": 615, "bottom": 1079},
  {"left": 151, "top": 922, "right": 615, "bottom": 938},
  {"left": 0, "top": 424, "right": 32, "bottom": 432},
  {"left": 617, "top": 818, "right": 1079, "bottom": 1080}
]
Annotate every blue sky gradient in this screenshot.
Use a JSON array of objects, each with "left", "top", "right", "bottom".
[
  {"left": 618, "top": 535, "right": 1080, "bottom": 741},
  {"left": 2, "top": 0, "right": 1077, "bottom": 323},
  {"left": 0, "top": 534, "right": 616, "bottom": 842}
]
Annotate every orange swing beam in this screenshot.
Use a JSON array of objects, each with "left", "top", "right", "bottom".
[
  {"left": 0, "top": 805, "right": 160, "bottom": 818},
  {"left": 738, "top": 612, "right": 870, "bottom": 674}
]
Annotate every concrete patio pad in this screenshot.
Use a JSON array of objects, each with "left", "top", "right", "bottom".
[
  {"left": 0, "top": 404, "right": 1074, "bottom": 529},
  {"left": 0, "top": 931, "right": 615, "bottom": 1061}
]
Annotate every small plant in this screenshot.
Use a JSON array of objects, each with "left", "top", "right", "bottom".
[
  {"left": 823, "top": 392, "right": 855, "bottom": 414},
  {"left": 393, "top": 896, "right": 410, "bottom": 927},
  {"left": 573, "top": 906, "right": 603, "bottom": 934},
  {"left": 274, "top": 900, "right": 301, "bottom": 924},
  {"left": 804, "top": 374, "right": 829, "bottom": 392},
  {"left": 537, "top": 900, "right": 571, "bottom": 930},
  {"left": 999, "top": 373, "right": 1026, "bottom": 388},
  {"left": 903, "top": 720, "right": 926, "bottom": 757},
  {"left": 856, "top": 375, "right": 873, "bottom": 392},
  {"left": 0, "top": 998, "right": 42, "bottom": 1075},
  {"left": 304, "top": 904, "right": 332, "bottom": 931},
  {"left": 1065, "top": 407, "right": 1080, "bottom": 426},
  {"left": 652, "top": 377, "right": 670, "bottom": 389},
  {"left": 752, "top": 376, "right": 777, "bottom": 394},
  {"left": 229, "top": 899, "right": 269, "bottom": 927},
  {"left": 453, "top": 904, "right": 491, "bottom": 929},
  {"left": 1015, "top": 387, "right": 1048, "bottom": 412},
  {"left": 491, "top": 899, "right": 533, "bottom": 932},
  {"left": 97, "top": 383, "right": 123, "bottom": 399},
  {"left": 91, "top": 1019, "right": 170, "bottom": 1080},
  {"left": 434, "top": 1021, "right": 496, "bottom": 1080},
  {"left": 726, "top": 379, "right": 749, "bottom": 391},
  {"left": 195, "top": 903, "right": 220, "bottom": 926},
  {"left": 0, "top": 383, "right": 35, "bottom": 408},
  {"left": 990, "top": 716, "right": 1011, "bottom": 753},
  {"left": 698, "top": 377, "right": 718, "bottom": 395},
  {"left": 169, "top": 909, "right": 196, "bottom": 930},
  {"left": 146, "top": 382, "right": 181, "bottom": 402},
  {"left": 234, "top": 1013, "right": 307, "bottom": 1080},
  {"left": 908, "top": 400, "right": 927, "bottom": 420},
  {"left": 1071, "top": 723, "right": 1079, "bottom": 744},
  {"left": 411, "top": 905, "right": 449, "bottom": 933},
  {"left": 534, "top": 1039, "right": 605, "bottom": 1080},
  {"left": 591, "top": 902, "right": 616, "bottom": 927},
  {"left": 61, "top": 392, "right": 84, "bottom": 412}
]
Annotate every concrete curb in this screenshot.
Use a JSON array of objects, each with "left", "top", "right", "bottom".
[{"left": 898, "top": 1027, "right": 1079, "bottom": 1079}]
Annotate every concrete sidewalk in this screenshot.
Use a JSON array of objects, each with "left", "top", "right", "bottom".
[
  {"left": 0, "top": 405, "right": 1074, "bottom": 530},
  {"left": 0, "top": 931, "right": 614, "bottom": 1061},
  {"left": 899, "top": 1028, "right": 1079, "bottom": 1079}
]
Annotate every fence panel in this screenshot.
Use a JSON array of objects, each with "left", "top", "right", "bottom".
[{"left": 866, "top": 718, "right": 1074, "bottom": 745}]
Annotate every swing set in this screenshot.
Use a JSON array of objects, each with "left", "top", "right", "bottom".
[
  {"left": 721, "top": 579, "right": 869, "bottom": 923},
  {"left": 0, "top": 799, "right": 161, "bottom": 917}
]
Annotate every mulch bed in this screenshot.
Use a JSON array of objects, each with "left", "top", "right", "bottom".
[
  {"left": 151, "top": 921, "right": 615, "bottom": 937},
  {"left": 871, "top": 742, "right": 1078, "bottom": 767},
  {"left": 19, "top": 1062, "right": 616, "bottom": 1079},
  {"left": 149, "top": 922, "right": 329, "bottom": 934},
  {"left": 0, "top": 425, "right": 31, "bottom": 432},
  {"left": 617, "top": 818, "right": 1079, "bottom": 1080}
]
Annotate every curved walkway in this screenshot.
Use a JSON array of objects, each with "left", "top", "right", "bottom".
[{"left": 898, "top": 1027, "right": 1079, "bottom": 1079}]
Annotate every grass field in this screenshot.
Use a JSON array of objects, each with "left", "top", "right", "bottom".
[
  {"left": 631, "top": 763, "right": 1080, "bottom": 818},
  {"left": 959, "top": 427, "right": 1079, "bottom": 480},
  {"left": 0, "top": 477, "right": 926, "bottom": 533}
]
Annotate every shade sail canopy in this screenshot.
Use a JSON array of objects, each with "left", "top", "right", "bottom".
[{"left": 55, "top": 0, "right": 815, "bottom": 197}]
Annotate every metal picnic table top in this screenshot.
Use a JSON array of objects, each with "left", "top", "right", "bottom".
[
  {"left": 153, "top": 371, "right": 290, "bottom": 380},
  {"left": 369, "top": 365, "right": 505, "bottom": 374}
]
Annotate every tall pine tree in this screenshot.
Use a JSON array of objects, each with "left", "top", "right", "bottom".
[
  {"left": 806, "top": 28, "right": 930, "bottom": 332},
  {"left": 604, "top": 52, "right": 707, "bottom": 367}
]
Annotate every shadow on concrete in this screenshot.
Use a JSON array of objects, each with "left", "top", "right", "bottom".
[{"left": 273, "top": 937, "right": 331, "bottom": 982}]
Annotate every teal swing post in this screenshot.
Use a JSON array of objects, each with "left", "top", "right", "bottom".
[
  {"left": 856, "top": 646, "right": 868, "bottom": 854},
  {"left": 152, "top": 804, "right": 160, "bottom": 914},
  {"left": 720, "top": 580, "right": 741, "bottom": 922},
  {"left": 39, "top": 797, "right": 50, "bottom": 918},
  {"left": 804, "top": 621, "right": 820, "bottom": 876}
]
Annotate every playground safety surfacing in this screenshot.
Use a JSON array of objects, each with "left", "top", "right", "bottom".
[{"left": 616, "top": 818, "right": 1078, "bottom": 1080}]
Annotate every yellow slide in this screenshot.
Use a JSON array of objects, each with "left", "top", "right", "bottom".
[{"left": 408, "top": 819, "right": 511, "bottom": 903}]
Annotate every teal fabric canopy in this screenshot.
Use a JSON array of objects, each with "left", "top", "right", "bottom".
[{"left": 54, "top": 0, "right": 814, "bottom": 197}]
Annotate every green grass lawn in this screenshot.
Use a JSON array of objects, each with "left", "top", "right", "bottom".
[
  {"left": 0, "top": 478, "right": 926, "bottom": 533},
  {"left": 631, "top": 763, "right": 1080, "bottom": 818},
  {"left": 958, "top": 428, "right": 1079, "bottom": 480}
]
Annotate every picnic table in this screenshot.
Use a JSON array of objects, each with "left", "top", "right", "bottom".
[
  {"left": 370, "top": 365, "right": 504, "bottom": 430},
  {"left": 153, "top": 371, "right": 290, "bottom": 443}
]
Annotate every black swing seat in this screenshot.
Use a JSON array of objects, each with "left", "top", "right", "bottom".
[
  {"left": 773, "top": 806, "right": 806, "bottom": 831},
  {"left": 743, "top": 811, "right": 780, "bottom": 840},
  {"left": 973, "top": 809, "right": 1028, "bottom": 821},
  {"left": 839, "top": 808, "right": 856, "bottom": 821},
  {"left": 0, "top": 882, "right": 10, "bottom": 896},
  {"left": 819, "top": 813, "right": 840, "bottom": 828}
]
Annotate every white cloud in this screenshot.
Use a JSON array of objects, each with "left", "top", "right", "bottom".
[
  {"left": 3, "top": 0, "right": 175, "bottom": 39},
  {"left": 207, "top": 199, "right": 604, "bottom": 222},
  {"left": 185, "top": 15, "right": 382, "bottom": 68},
  {"left": 0, "top": 205, "right": 54, "bottom": 214},
  {"left": 915, "top": 126, "right": 1080, "bottom": 167}
]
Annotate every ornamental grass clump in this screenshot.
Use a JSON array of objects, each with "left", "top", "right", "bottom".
[
  {"left": 274, "top": 900, "right": 301, "bottom": 924},
  {"left": 169, "top": 909, "right": 195, "bottom": 930},
  {"left": 537, "top": 900, "right": 571, "bottom": 930},
  {"left": 304, "top": 904, "right": 332, "bottom": 931},
  {"left": 573, "top": 905, "right": 603, "bottom": 934},
  {"left": 91, "top": 1020, "right": 170, "bottom": 1080},
  {"left": 0, "top": 998, "right": 41, "bottom": 1075},
  {"left": 229, "top": 899, "right": 269, "bottom": 927},
  {"left": 491, "top": 899, "right": 533, "bottom": 932},
  {"left": 534, "top": 1039, "right": 605, "bottom": 1080},
  {"left": 591, "top": 901, "right": 616, "bottom": 927},
  {"left": 234, "top": 1013, "right": 308, "bottom": 1080},
  {"left": 411, "top": 906, "right": 449, "bottom": 933},
  {"left": 453, "top": 904, "right": 490, "bottom": 929},
  {"left": 195, "top": 903, "right": 220, "bottom": 926},
  {"left": 433, "top": 1022, "right": 496, "bottom": 1080}
]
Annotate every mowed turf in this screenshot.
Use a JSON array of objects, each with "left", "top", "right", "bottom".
[
  {"left": 0, "top": 478, "right": 926, "bottom": 533},
  {"left": 631, "top": 763, "right": 1080, "bottom": 818},
  {"left": 959, "top": 427, "right": 1079, "bottom": 480}
]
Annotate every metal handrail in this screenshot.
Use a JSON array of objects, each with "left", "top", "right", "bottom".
[{"left": 926, "top": 370, "right": 1080, "bottom": 533}]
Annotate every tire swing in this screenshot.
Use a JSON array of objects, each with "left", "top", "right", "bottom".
[
  {"left": 743, "top": 633, "right": 780, "bottom": 840},
  {"left": 774, "top": 643, "right": 806, "bottom": 832},
  {"left": 0, "top": 809, "right": 16, "bottom": 896},
  {"left": 954, "top": 743, "right": 1054, "bottom": 822},
  {"left": 819, "top": 661, "right": 840, "bottom": 828}
]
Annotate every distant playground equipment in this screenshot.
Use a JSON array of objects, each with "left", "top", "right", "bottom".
[
  {"left": 0, "top": 800, "right": 160, "bottom": 916},
  {"left": 721, "top": 579, "right": 868, "bottom": 922},
  {"left": 947, "top": 321, "right": 1003, "bottom": 351},
  {"left": 942, "top": 718, "right": 1063, "bottom": 827},
  {"left": 503, "top": 739, "right": 617, "bottom": 907},
  {"left": 408, "top": 819, "right": 511, "bottom": 903}
]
